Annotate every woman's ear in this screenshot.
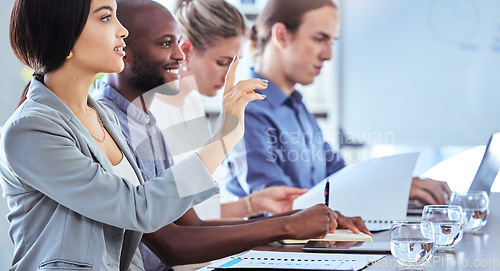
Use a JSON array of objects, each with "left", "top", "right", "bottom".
[
  {"left": 271, "top": 22, "right": 288, "bottom": 50},
  {"left": 180, "top": 40, "right": 194, "bottom": 62}
]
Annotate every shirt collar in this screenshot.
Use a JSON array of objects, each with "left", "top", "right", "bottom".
[
  {"left": 94, "top": 80, "right": 157, "bottom": 126},
  {"left": 288, "top": 90, "right": 304, "bottom": 110},
  {"left": 250, "top": 68, "right": 302, "bottom": 109}
]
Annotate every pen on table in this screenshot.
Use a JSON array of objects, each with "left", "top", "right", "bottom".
[{"left": 324, "top": 178, "right": 330, "bottom": 207}]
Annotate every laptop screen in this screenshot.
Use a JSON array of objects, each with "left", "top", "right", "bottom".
[{"left": 468, "top": 132, "right": 500, "bottom": 194}]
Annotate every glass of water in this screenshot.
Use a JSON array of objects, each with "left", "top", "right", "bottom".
[
  {"left": 450, "top": 191, "right": 489, "bottom": 232},
  {"left": 422, "top": 205, "right": 464, "bottom": 249},
  {"left": 390, "top": 221, "right": 435, "bottom": 266}
]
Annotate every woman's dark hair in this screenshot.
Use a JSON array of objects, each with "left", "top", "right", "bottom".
[
  {"left": 250, "top": 0, "right": 337, "bottom": 58},
  {"left": 9, "top": 0, "right": 91, "bottom": 107}
]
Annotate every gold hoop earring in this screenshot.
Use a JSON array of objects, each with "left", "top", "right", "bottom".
[{"left": 66, "top": 51, "right": 73, "bottom": 59}]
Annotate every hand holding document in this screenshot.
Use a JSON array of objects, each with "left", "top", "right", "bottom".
[{"left": 293, "top": 153, "right": 419, "bottom": 232}]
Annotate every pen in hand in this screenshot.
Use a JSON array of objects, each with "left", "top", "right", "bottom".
[{"left": 324, "top": 178, "right": 330, "bottom": 207}]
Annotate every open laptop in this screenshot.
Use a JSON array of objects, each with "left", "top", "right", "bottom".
[
  {"left": 408, "top": 132, "right": 500, "bottom": 215},
  {"left": 467, "top": 132, "right": 500, "bottom": 194}
]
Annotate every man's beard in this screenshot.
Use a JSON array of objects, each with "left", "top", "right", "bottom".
[{"left": 129, "top": 50, "right": 166, "bottom": 92}]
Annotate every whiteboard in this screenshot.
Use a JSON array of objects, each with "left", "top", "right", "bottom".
[{"left": 340, "top": 0, "right": 500, "bottom": 146}]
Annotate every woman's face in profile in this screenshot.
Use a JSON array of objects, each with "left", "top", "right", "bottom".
[
  {"left": 281, "top": 6, "right": 340, "bottom": 86},
  {"left": 186, "top": 35, "right": 246, "bottom": 97},
  {"left": 71, "top": 0, "right": 128, "bottom": 74}
]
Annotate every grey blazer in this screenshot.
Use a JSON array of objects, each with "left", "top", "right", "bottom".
[{"left": 0, "top": 79, "right": 218, "bottom": 270}]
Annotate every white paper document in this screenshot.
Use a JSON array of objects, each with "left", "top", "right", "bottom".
[
  {"left": 208, "top": 250, "right": 385, "bottom": 270},
  {"left": 293, "top": 153, "right": 419, "bottom": 231}
]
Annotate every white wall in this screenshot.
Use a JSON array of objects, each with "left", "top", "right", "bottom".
[
  {"left": 0, "top": 1, "right": 25, "bottom": 126},
  {"left": 0, "top": 1, "right": 20, "bottom": 268},
  {"left": 339, "top": 0, "right": 500, "bottom": 146}
]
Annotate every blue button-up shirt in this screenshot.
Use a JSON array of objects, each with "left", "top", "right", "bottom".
[{"left": 225, "top": 70, "right": 345, "bottom": 197}]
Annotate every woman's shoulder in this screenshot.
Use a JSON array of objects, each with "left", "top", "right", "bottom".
[
  {"left": 8, "top": 80, "right": 77, "bottom": 127},
  {"left": 3, "top": 100, "right": 69, "bottom": 135},
  {"left": 0, "top": 101, "right": 76, "bottom": 158},
  {"left": 7, "top": 98, "right": 66, "bottom": 126}
]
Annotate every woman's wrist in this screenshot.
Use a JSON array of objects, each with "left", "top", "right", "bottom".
[{"left": 244, "top": 195, "right": 259, "bottom": 217}]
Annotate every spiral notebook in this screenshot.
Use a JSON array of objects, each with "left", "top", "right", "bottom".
[
  {"left": 208, "top": 250, "right": 385, "bottom": 270},
  {"left": 293, "top": 153, "right": 419, "bottom": 232}
]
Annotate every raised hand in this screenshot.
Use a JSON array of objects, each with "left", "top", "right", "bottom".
[
  {"left": 217, "top": 56, "right": 268, "bottom": 142},
  {"left": 196, "top": 56, "right": 268, "bottom": 175}
]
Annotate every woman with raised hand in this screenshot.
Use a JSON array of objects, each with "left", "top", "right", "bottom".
[{"left": 0, "top": 0, "right": 264, "bottom": 269}]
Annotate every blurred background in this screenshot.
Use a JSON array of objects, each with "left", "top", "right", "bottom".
[
  {"left": 153, "top": 0, "right": 500, "bottom": 181},
  {"left": 1, "top": 0, "right": 500, "bottom": 267}
]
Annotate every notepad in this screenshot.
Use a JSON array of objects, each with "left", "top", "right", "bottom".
[
  {"left": 208, "top": 250, "right": 385, "bottom": 270},
  {"left": 293, "top": 153, "right": 419, "bottom": 232},
  {"left": 281, "top": 229, "right": 372, "bottom": 244}
]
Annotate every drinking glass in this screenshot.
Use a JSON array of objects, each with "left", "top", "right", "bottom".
[
  {"left": 390, "top": 221, "right": 435, "bottom": 266},
  {"left": 450, "top": 191, "right": 489, "bottom": 232},
  {"left": 422, "top": 205, "right": 464, "bottom": 249}
]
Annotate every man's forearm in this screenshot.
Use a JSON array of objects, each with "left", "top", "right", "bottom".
[{"left": 142, "top": 218, "right": 290, "bottom": 266}]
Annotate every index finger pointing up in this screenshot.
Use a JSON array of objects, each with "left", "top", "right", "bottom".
[{"left": 224, "top": 55, "right": 239, "bottom": 96}]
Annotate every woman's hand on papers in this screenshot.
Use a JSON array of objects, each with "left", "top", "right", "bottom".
[
  {"left": 331, "top": 211, "right": 372, "bottom": 236},
  {"left": 410, "top": 177, "right": 452, "bottom": 205},
  {"left": 251, "top": 186, "right": 308, "bottom": 214}
]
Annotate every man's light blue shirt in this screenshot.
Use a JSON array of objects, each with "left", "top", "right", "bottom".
[{"left": 225, "top": 70, "right": 345, "bottom": 197}]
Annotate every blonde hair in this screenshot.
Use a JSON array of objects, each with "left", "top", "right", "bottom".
[{"left": 175, "top": 0, "right": 247, "bottom": 52}]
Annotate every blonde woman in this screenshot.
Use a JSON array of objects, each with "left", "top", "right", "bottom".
[{"left": 151, "top": 0, "right": 308, "bottom": 220}]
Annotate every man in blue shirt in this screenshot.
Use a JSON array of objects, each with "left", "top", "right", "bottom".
[
  {"left": 226, "top": 69, "right": 345, "bottom": 195},
  {"left": 226, "top": 0, "right": 451, "bottom": 205}
]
